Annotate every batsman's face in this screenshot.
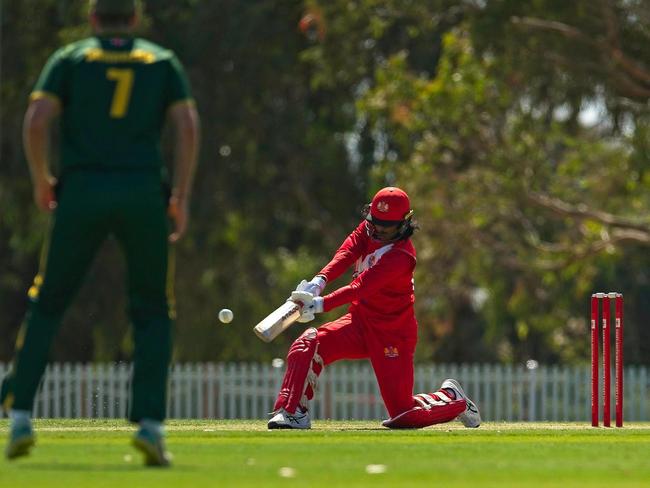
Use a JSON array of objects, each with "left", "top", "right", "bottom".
[{"left": 370, "top": 222, "right": 400, "bottom": 242}]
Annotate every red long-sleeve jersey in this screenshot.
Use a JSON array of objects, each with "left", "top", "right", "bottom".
[{"left": 318, "top": 221, "right": 417, "bottom": 331}]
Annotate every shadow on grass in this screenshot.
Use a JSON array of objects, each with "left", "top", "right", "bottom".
[{"left": 19, "top": 462, "right": 198, "bottom": 472}]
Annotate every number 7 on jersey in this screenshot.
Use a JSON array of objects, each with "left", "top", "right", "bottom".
[{"left": 106, "top": 68, "right": 134, "bottom": 118}]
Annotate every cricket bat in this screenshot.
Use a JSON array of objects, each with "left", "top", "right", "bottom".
[{"left": 253, "top": 301, "right": 302, "bottom": 342}]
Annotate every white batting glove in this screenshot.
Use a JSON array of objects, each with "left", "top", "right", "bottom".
[
  {"left": 295, "top": 276, "right": 327, "bottom": 296},
  {"left": 290, "top": 290, "right": 324, "bottom": 323}
]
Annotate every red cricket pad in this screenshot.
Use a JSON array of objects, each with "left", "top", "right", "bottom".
[
  {"left": 382, "top": 394, "right": 466, "bottom": 429},
  {"left": 273, "top": 327, "right": 323, "bottom": 414},
  {"left": 368, "top": 187, "right": 411, "bottom": 223}
]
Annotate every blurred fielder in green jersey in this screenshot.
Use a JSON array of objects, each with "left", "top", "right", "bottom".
[{"left": 1, "top": 0, "right": 200, "bottom": 467}]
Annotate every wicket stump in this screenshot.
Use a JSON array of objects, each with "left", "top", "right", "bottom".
[{"left": 590, "top": 292, "right": 624, "bottom": 427}]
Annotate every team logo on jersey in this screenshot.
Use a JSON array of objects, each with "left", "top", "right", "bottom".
[
  {"left": 354, "top": 243, "right": 394, "bottom": 277},
  {"left": 109, "top": 38, "right": 129, "bottom": 47},
  {"left": 384, "top": 346, "right": 399, "bottom": 358},
  {"left": 377, "top": 201, "right": 389, "bottom": 213}
]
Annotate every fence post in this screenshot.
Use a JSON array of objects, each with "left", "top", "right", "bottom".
[
  {"left": 636, "top": 366, "right": 649, "bottom": 420},
  {"left": 2, "top": 361, "right": 646, "bottom": 422}
]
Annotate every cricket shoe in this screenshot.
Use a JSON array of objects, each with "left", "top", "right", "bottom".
[
  {"left": 267, "top": 407, "right": 311, "bottom": 429},
  {"left": 5, "top": 419, "right": 35, "bottom": 460},
  {"left": 441, "top": 378, "right": 481, "bottom": 428},
  {"left": 132, "top": 426, "right": 172, "bottom": 467}
]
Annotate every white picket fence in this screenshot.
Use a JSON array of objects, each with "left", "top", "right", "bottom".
[{"left": 0, "top": 362, "right": 648, "bottom": 422}]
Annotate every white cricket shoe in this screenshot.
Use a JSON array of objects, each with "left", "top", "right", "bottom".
[
  {"left": 441, "top": 378, "right": 481, "bottom": 428},
  {"left": 267, "top": 408, "right": 311, "bottom": 430}
]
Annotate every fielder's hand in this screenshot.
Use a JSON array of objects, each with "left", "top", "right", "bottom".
[
  {"left": 168, "top": 195, "right": 189, "bottom": 243},
  {"left": 33, "top": 175, "right": 58, "bottom": 212},
  {"left": 290, "top": 290, "right": 324, "bottom": 323}
]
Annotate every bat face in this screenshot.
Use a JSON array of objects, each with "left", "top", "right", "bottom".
[{"left": 253, "top": 301, "right": 302, "bottom": 342}]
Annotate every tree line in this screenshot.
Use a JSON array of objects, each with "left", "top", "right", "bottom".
[{"left": 1, "top": 0, "right": 649, "bottom": 365}]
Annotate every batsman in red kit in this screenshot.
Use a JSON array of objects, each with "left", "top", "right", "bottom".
[{"left": 268, "top": 187, "right": 481, "bottom": 429}]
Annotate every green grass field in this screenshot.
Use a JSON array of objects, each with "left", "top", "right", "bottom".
[{"left": 1, "top": 420, "right": 650, "bottom": 487}]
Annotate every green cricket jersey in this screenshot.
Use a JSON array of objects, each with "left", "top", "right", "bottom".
[{"left": 30, "top": 36, "right": 193, "bottom": 172}]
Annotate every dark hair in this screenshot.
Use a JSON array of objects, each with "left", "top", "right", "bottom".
[
  {"left": 398, "top": 219, "right": 419, "bottom": 240},
  {"left": 361, "top": 203, "right": 371, "bottom": 219},
  {"left": 95, "top": 12, "right": 134, "bottom": 29}
]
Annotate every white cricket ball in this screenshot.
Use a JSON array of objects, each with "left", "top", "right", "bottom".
[{"left": 218, "top": 308, "right": 234, "bottom": 324}]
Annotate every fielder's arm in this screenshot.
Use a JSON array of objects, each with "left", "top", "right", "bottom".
[
  {"left": 23, "top": 96, "right": 61, "bottom": 211},
  {"left": 167, "top": 100, "right": 200, "bottom": 242}
]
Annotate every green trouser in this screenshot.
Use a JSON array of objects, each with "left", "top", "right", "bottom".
[{"left": 1, "top": 169, "right": 173, "bottom": 422}]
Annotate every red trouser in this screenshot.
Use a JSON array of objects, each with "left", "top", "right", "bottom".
[{"left": 275, "top": 312, "right": 418, "bottom": 418}]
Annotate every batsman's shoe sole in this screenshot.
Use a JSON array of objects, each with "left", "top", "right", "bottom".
[
  {"left": 441, "top": 378, "right": 481, "bottom": 428},
  {"left": 268, "top": 418, "right": 312, "bottom": 429},
  {"left": 267, "top": 422, "right": 295, "bottom": 430},
  {"left": 5, "top": 434, "right": 35, "bottom": 460},
  {"left": 132, "top": 433, "right": 172, "bottom": 467}
]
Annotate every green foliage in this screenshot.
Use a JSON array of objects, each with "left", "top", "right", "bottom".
[
  {"left": 354, "top": 4, "right": 650, "bottom": 364},
  {"left": 2, "top": 0, "right": 650, "bottom": 365}
]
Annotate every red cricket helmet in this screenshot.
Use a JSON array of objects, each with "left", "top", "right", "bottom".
[{"left": 366, "top": 187, "right": 412, "bottom": 226}]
